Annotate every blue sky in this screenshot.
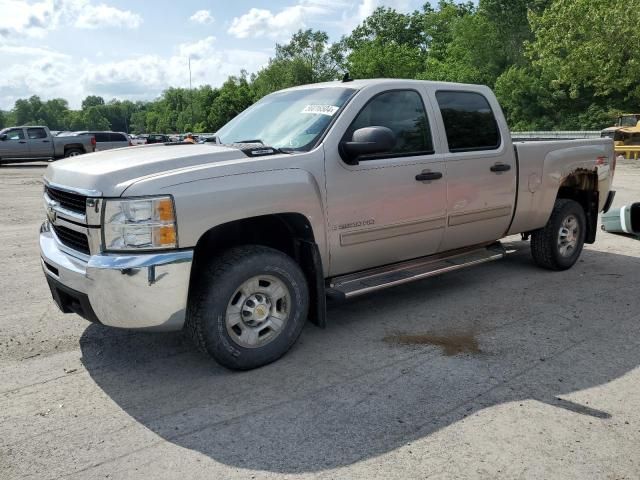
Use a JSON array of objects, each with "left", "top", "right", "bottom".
[{"left": 0, "top": 0, "right": 474, "bottom": 109}]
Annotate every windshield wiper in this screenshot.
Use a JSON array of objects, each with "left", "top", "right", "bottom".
[{"left": 231, "top": 139, "right": 295, "bottom": 155}]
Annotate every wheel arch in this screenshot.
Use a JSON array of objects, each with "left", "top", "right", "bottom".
[
  {"left": 189, "top": 213, "right": 327, "bottom": 327},
  {"left": 63, "top": 144, "right": 85, "bottom": 154},
  {"left": 556, "top": 170, "right": 599, "bottom": 244}
]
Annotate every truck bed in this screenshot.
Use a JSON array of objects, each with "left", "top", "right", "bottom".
[{"left": 507, "top": 137, "right": 615, "bottom": 236}]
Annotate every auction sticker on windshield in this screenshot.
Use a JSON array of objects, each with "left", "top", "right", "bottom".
[{"left": 301, "top": 105, "right": 340, "bottom": 116}]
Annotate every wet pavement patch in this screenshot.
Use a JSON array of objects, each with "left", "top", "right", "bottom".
[{"left": 384, "top": 333, "right": 481, "bottom": 356}]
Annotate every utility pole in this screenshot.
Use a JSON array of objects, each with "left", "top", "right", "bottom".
[{"left": 188, "top": 56, "right": 194, "bottom": 131}]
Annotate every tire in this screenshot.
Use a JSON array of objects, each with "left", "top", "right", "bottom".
[
  {"left": 185, "top": 246, "right": 309, "bottom": 370},
  {"left": 531, "top": 199, "right": 586, "bottom": 271},
  {"left": 64, "top": 148, "right": 83, "bottom": 158}
]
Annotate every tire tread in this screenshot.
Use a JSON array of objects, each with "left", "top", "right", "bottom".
[
  {"left": 531, "top": 199, "right": 584, "bottom": 271},
  {"left": 185, "top": 245, "right": 307, "bottom": 369}
]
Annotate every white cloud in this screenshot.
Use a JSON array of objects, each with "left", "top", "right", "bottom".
[
  {"left": 75, "top": 3, "right": 142, "bottom": 29},
  {"left": 79, "top": 37, "right": 270, "bottom": 104},
  {"left": 228, "top": 0, "right": 348, "bottom": 39},
  {"left": 177, "top": 36, "right": 216, "bottom": 59},
  {"left": 0, "top": 46, "right": 77, "bottom": 107},
  {"left": 0, "top": 34, "right": 271, "bottom": 109},
  {"left": 0, "top": 44, "right": 68, "bottom": 58},
  {"left": 0, "top": 0, "right": 142, "bottom": 42},
  {"left": 341, "top": 0, "right": 415, "bottom": 32},
  {"left": 189, "top": 9, "right": 214, "bottom": 25}
]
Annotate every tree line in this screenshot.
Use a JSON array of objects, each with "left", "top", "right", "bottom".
[{"left": 1, "top": 0, "right": 637, "bottom": 133}]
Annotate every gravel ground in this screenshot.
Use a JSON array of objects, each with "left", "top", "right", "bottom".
[{"left": 1, "top": 160, "right": 639, "bottom": 479}]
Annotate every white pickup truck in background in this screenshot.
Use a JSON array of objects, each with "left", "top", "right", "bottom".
[{"left": 39, "top": 79, "right": 615, "bottom": 369}]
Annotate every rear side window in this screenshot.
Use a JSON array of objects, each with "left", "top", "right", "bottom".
[
  {"left": 435, "top": 91, "right": 500, "bottom": 152},
  {"left": 109, "top": 133, "right": 127, "bottom": 142},
  {"left": 94, "top": 132, "right": 110, "bottom": 142},
  {"left": 346, "top": 90, "right": 433, "bottom": 157},
  {"left": 27, "top": 128, "right": 48, "bottom": 139}
]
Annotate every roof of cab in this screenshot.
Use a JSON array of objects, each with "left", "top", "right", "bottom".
[{"left": 279, "top": 78, "right": 489, "bottom": 92}]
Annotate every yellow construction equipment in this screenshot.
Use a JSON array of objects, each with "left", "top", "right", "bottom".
[
  {"left": 609, "top": 119, "right": 640, "bottom": 158},
  {"left": 601, "top": 114, "right": 640, "bottom": 144}
]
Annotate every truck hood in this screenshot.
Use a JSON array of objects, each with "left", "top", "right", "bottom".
[{"left": 44, "top": 144, "right": 255, "bottom": 197}]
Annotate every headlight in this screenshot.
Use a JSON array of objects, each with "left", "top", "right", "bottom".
[{"left": 103, "top": 196, "right": 177, "bottom": 251}]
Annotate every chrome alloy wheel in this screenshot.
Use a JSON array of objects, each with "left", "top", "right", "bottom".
[
  {"left": 558, "top": 214, "right": 580, "bottom": 257},
  {"left": 225, "top": 275, "right": 291, "bottom": 348}
]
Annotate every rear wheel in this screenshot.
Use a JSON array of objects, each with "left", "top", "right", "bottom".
[
  {"left": 531, "top": 199, "right": 586, "bottom": 271},
  {"left": 64, "top": 149, "right": 83, "bottom": 158},
  {"left": 186, "top": 246, "right": 309, "bottom": 370}
]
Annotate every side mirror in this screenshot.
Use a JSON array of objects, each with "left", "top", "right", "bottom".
[
  {"left": 0, "top": 134, "right": 7, "bottom": 141},
  {"left": 339, "top": 126, "right": 396, "bottom": 165}
]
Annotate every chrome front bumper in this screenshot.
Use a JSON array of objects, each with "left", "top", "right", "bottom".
[{"left": 40, "top": 222, "right": 193, "bottom": 331}]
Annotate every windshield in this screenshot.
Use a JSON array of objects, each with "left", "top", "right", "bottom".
[
  {"left": 216, "top": 87, "right": 356, "bottom": 151},
  {"left": 618, "top": 115, "right": 640, "bottom": 127}
]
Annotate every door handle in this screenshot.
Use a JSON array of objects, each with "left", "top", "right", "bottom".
[
  {"left": 490, "top": 163, "right": 511, "bottom": 172},
  {"left": 42, "top": 140, "right": 50, "bottom": 143},
  {"left": 415, "top": 171, "right": 443, "bottom": 182},
  {"left": 18, "top": 141, "right": 26, "bottom": 144}
]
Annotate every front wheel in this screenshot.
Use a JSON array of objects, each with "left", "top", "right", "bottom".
[
  {"left": 531, "top": 199, "right": 586, "bottom": 271},
  {"left": 185, "top": 246, "right": 309, "bottom": 370}
]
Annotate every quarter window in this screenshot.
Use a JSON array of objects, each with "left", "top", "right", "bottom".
[
  {"left": 27, "top": 128, "right": 47, "bottom": 139},
  {"left": 345, "top": 90, "right": 433, "bottom": 158},
  {"left": 435, "top": 91, "right": 501, "bottom": 152}
]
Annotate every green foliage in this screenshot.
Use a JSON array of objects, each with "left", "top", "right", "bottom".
[
  {"left": 4, "top": 5, "right": 637, "bottom": 132},
  {"left": 421, "top": 12, "right": 503, "bottom": 85},
  {"left": 344, "top": 7, "right": 427, "bottom": 79},
  {"left": 82, "top": 106, "right": 111, "bottom": 130},
  {"left": 349, "top": 41, "right": 424, "bottom": 79},
  {"left": 252, "top": 29, "right": 344, "bottom": 98},
  {"left": 81, "top": 95, "right": 105, "bottom": 110}
]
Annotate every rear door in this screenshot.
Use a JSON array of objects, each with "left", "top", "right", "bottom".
[
  {"left": 26, "top": 127, "right": 52, "bottom": 158},
  {"left": 0, "top": 128, "right": 28, "bottom": 159},
  {"left": 431, "top": 89, "right": 517, "bottom": 251}
]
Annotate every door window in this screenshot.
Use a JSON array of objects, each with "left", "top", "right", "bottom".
[
  {"left": 5, "top": 129, "right": 25, "bottom": 140},
  {"left": 435, "top": 91, "right": 501, "bottom": 152},
  {"left": 94, "top": 132, "right": 110, "bottom": 142},
  {"left": 345, "top": 90, "right": 433, "bottom": 158},
  {"left": 27, "top": 128, "right": 48, "bottom": 139}
]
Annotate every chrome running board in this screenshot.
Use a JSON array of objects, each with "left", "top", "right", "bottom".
[{"left": 327, "top": 243, "right": 506, "bottom": 299}]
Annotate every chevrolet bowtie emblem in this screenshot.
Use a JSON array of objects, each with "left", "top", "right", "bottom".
[{"left": 46, "top": 203, "right": 58, "bottom": 223}]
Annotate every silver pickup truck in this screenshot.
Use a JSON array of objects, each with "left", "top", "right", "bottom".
[
  {"left": 0, "top": 126, "right": 95, "bottom": 165},
  {"left": 39, "top": 79, "right": 616, "bottom": 370}
]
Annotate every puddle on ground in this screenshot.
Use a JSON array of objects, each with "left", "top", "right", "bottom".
[{"left": 383, "top": 333, "right": 481, "bottom": 356}]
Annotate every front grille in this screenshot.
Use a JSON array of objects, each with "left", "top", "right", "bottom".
[
  {"left": 52, "top": 224, "right": 90, "bottom": 255},
  {"left": 45, "top": 187, "right": 87, "bottom": 215}
]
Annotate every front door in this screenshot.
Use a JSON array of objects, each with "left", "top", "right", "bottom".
[
  {"left": 0, "top": 128, "right": 28, "bottom": 159},
  {"left": 324, "top": 88, "right": 447, "bottom": 276},
  {"left": 431, "top": 89, "right": 517, "bottom": 251}
]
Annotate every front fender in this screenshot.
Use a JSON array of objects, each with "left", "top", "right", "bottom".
[{"left": 125, "top": 168, "right": 328, "bottom": 273}]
